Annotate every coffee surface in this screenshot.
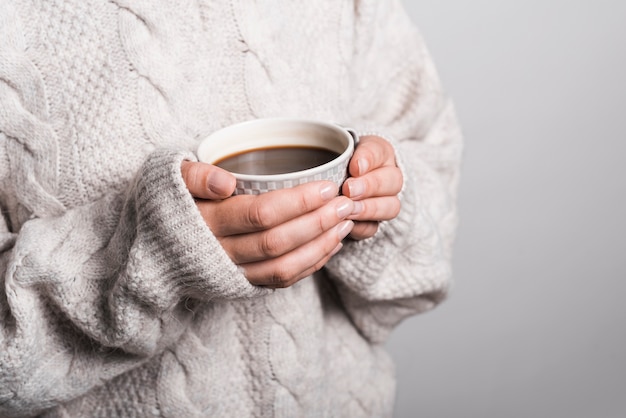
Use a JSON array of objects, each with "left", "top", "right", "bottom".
[{"left": 215, "top": 146, "right": 340, "bottom": 175}]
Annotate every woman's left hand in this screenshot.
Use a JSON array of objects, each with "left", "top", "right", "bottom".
[{"left": 342, "top": 135, "right": 403, "bottom": 240}]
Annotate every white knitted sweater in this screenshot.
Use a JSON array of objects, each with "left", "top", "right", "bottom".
[{"left": 0, "top": 0, "right": 462, "bottom": 416}]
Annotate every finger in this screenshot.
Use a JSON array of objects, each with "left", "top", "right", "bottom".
[
  {"left": 219, "top": 196, "right": 354, "bottom": 263},
  {"left": 198, "top": 181, "right": 339, "bottom": 236},
  {"left": 241, "top": 220, "right": 354, "bottom": 287},
  {"left": 265, "top": 243, "right": 342, "bottom": 289},
  {"left": 348, "top": 196, "right": 401, "bottom": 222},
  {"left": 181, "top": 161, "right": 236, "bottom": 200},
  {"left": 243, "top": 221, "right": 353, "bottom": 288},
  {"left": 342, "top": 166, "right": 403, "bottom": 200},
  {"left": 349, "top": 221, "right": 380, "bottom": 241},
  {"left": 348, "top": 135, "right": 396, "bottom": 177}
]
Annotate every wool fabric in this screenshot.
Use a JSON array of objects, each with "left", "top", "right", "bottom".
[{"left": 0, "top": 0, "right": 462, "bottom": 416}]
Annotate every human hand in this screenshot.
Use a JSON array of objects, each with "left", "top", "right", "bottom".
[
  {"left": 341, "top": 135, "right": 403, "bottom": 240},
  {"left": 181, "top": 161, "right": 355, "bottom": 288}
]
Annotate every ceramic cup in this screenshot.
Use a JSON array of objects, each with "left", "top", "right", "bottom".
[{"left": 196, "top": 118, "right": 356, "bottom": 195}]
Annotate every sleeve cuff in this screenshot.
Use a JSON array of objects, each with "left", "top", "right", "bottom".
[
  {"left": 325, "top": 133, "right": 416, "bottom": 289},
  {"left": 132, "top": 149, "right": 270, "bottom": 302},
  {"left": 324, "top": 131, "right": 452, "bottom": 301}
]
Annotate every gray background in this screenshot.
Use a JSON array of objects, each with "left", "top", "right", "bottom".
[{"left": 389, "top": 1, "right": 626, "bottom": 417}]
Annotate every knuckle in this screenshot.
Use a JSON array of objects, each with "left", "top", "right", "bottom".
[
  {"left": 295, "top": 190, "right": 312, "bottom": 213},
  {"left": 377, "top": 137, "right": 394, "bottom": 157},
  {"left": 359, "top": 145, "right": 376, "bottom": 163},
  {"left": 377, "top": 197, "right": 401, "bottom": 220},
  {"left": 247, "top": 200, "right": 275, "bottom": 229},
  {"left": 372, "top": 174, "right": 385, "bottom": 194},
  {"left": 269, "top": 266, "right": 295, "bottom": 288},
  {"left": 281, "top": 277, "right": 299, "bottom": 288},
  {"left": 191, "top": 164, "right": 206, "bottom": 188},
  {"left": 260, "top": 231, "right": 284, "bottom": 258},
  {"left": 316, "top": 211, "right": 327, "bottom": 233},
  {"left": 390, "top": 167, "right": 403, "bottom": 192}
]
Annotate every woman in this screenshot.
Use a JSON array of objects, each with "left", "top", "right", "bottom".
[{"left": 0, "top": 0, "right": 462, "bottom": 416}]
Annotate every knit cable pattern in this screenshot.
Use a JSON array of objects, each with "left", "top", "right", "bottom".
[
  {"left": 0, "top": 1, "right": 64, "bottom": 219},
  {"left": 0, "top": 0, "right": 461, "bottom": 416}
]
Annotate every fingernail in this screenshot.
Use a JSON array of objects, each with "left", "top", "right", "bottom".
[
  {"left": 336, "top": 200, "right": 353, "bottom": 219},
  {"left": 352, "top": 200, "right": 364, "bottom": 215},
  {"left": 336, "top": 220, "right": 354, "bottom": 240},
  {"left": 208, "top": 170, "right": 235, "bottom": 196},
  {"left": 329, "top": 242, "right": 343, "bottom": 257},
  {"left": 348, "top": 179, "right": 365, "bottom": 198},
  {"left": 358, "top": 158, "right": 369, "bottom": 176},
  {"left": 320, "top": 183, "right": 337, "bottom": 201}
]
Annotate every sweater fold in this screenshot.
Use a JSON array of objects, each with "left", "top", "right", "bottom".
[{"left": 0, "top": 0, "right": 461, "bottom": 416}]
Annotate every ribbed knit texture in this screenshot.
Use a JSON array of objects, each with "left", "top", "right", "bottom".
[{"left": 0, "top": 0, "right": 462, "bottom": 416}]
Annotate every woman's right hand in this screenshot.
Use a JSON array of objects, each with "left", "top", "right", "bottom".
[{"left": 181, "top": 161, "right": 354, "bottom": 288}]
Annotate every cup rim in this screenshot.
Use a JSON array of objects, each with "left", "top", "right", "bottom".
[{"left": 197, "top": 118, "right": 355, "bottom": 182}]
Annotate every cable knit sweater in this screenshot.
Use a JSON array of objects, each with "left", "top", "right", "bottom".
[{"left": 0, "top": 0, "right": 462, "bottom": 416}]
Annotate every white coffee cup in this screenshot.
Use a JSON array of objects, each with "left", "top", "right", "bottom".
[{"left": 197, "top": 118, "right": 356, "bottom": 195}]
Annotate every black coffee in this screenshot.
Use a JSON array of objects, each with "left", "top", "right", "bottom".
[{"left": 215, "top": 146, "right": 340, "bottom": 175}]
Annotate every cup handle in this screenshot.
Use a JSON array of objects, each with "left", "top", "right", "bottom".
[
  {"left": 346, "top": 128, "right": 360, "bottom": 146},
  {"left": 337, "top": 125, "right": 359, "bottom": 147}
]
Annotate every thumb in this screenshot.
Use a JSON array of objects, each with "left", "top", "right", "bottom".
[{"left": 181, "top": 161, "right": 236, "bottom": 200}]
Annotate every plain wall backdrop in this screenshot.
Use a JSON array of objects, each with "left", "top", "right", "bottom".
[{"left": 389, "top": 1, "right": 626, "bottom": 417}]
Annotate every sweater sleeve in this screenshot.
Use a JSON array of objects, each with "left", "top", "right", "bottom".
[
  {"left": 0, "top": 146, "right": 268, "bottom": 416},
  {"left": 324, "top": 0, "right": 463, "bottom": 343}
]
